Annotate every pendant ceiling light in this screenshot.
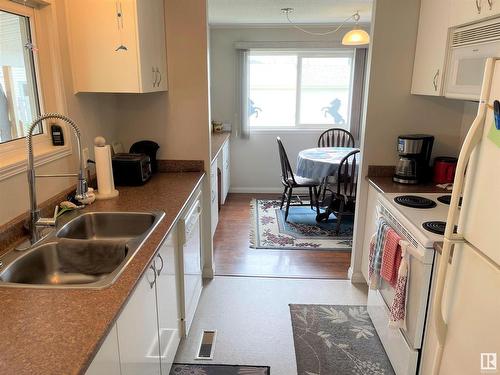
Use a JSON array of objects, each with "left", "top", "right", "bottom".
[{"left": 281, "top": 8, "right": 370, "bottom": 46}]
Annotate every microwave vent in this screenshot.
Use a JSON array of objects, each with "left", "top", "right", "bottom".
[{"left": 452, "top": 19, "right": 500, "bottom": 47}]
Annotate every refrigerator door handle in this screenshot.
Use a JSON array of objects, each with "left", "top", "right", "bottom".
[{"left": 431, "top": 57, "right": 497, "bottom": 375}]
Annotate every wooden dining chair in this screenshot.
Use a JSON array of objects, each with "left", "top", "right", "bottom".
[
  {"left": 276, "top": 137, "right": 321, "bottom": 221},
  {"left": 317, "top": 128, "right": 355, "bottom": 148},
  {"left": 317, "top": 128, "right": 355, "bottom": 203},
  {"left": 328, "top": 149, "right": 360, "bottom": 235}
]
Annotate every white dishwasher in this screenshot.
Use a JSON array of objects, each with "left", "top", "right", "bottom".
[{"left": 178, "top": 194, "right": 203, "bottom": 337}]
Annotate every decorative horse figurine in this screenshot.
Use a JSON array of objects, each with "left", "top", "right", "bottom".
[{"left": 322, "top": 99, "right": 346, "bottom": 125}]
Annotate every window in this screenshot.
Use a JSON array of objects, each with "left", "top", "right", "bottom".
[
  {"left": 247, "top": 50, "right": 354, "bottom": 129},
  {"left": 0, "top": 0, "right": 71, "bottom": 178},
  {"left": 0, "top": 8, "right": 41, "bottom": 144}
]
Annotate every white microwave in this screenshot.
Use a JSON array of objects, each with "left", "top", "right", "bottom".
[{"left": 445, "top": 18, "right": 500, "bottom": 101}]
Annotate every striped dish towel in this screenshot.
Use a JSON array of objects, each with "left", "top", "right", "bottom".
[
  {"left": 369, "top": 219, "right": 389, "bottom": 290},
  {"left": 380, "top": 228, "right": 402, "bottom": 287}
]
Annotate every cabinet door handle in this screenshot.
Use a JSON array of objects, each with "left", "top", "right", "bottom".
[
  {"left": 476, "top": 0, "right": 482, "bottom": 13},
  {"left": 488, "top": 0, "right": 493, "bottom": 9},
  {"left": 155, "top": 253, "right": 164, "bottom": 276},
  {"left": 156, "top": 68, "right": 162, "bottom": 87},
  {"left": 152, "top": 67, "right": 158, "bottom": 87},
  {"left": 116, "top": 1, "right": 124, "bottom": 28},
  {"left": 146, "top": 264, "right": 157, "bottom": 288},
  {"left": 433, "top": 69, "right": 440, "bottom": 91}
]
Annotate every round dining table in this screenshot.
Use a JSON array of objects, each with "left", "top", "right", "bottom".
[
  {"left": 296, "top": 147, "right": 359, "bottom": 180},
  {"left": 296, "top": 147, "right": 359, "bottom": 222}
]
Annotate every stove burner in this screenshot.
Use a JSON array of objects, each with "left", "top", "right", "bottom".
[
  {"left": 394, "top": 195, "right": 437, "bottom": 209},
  {"left": 437, "top": 195, "right": 451, "bottom": 205},
  {"left": 422, "top": 221, "right": 446, "bottom": 235},
  {"left": 437, "top": 195, "right": 462, "bottom": 207}
]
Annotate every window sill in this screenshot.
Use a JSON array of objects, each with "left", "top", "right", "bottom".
[
  {"left": 249, "top": 127, "right": 331, "bottom": 134},
  {"left": 0, "top": 144, "right": 72, "bottom": 181}
]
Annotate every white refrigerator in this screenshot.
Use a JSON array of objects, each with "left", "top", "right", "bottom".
[{"left": 420, "top": 58, "right": 500, "bottom": 375}]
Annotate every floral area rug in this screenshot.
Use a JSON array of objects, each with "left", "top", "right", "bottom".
[
  {"left": 250, "top": 199, "right": 353, "bottom": 251},
  {"left": 289, "top": 305, "right": 395, "bottom": 375},
  {"left": 170, "top": 364, "right": 270, "bottom": 375}
]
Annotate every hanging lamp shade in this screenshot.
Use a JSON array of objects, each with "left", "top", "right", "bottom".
[{"left": 342, "top": 28, "right": 370, "bottom": 46}]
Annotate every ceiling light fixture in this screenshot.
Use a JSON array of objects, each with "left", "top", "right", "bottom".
[{"left": 281, "top": 8, "right": 370, "bottom": 46}]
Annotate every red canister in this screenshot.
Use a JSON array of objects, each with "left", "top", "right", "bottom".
[{"left": 433, "top": 157, "right": 458, "bottom": 184}]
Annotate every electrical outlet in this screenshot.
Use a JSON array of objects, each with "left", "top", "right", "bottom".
[{"left": 83, "top": 148, "right": 89, "bottom": 168}]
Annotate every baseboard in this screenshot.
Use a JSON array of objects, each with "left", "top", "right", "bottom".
[
  {"left": 348, "top": 266, "right": 367, "bottom": 284},
  {"left": 229, "top": 187, "right": 283, "bottom": 194},
  {"left": 203, "top": 265, "right": 215, "bottom": 279}
]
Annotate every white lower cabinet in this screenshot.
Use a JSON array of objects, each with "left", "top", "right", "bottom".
[
  {"left": 155, "top": 231, "right": 181, "bottom": 374},
  {"left": 87, "top": 191, "right": 204, "bottom": 374},
  {"left": 210, "top": 161, "right": 218, "bottom": 236},
  {"left": 85, "top": 324, "right": 121, "bottom": 375},
  {"left": 221, "top": 140, "right": 230, "bottom": 204},
  {"left": 116, "top": 262, "right": 161, "bottom": 375},
  {"left": 113, "top": 231, "right": 181, "bottom": 375}
]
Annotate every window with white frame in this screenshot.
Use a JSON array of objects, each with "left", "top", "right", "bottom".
[
  {"left": 0, "top": 7, "right": 41, "bottom": 144},
  {"left": 0, "top": 0, "right": 70, "bottom": 178},
  {"left": 247, "top": 50, "right": 355, "bottom": 129}
]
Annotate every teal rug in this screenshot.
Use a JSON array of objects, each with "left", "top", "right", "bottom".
[{"left": 250, "top": 199, "right": 353, "bottom": 251}]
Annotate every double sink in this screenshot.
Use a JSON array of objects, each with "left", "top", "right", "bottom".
[{"left": 0, "top": 211, "right": 164, "bottom": 289}]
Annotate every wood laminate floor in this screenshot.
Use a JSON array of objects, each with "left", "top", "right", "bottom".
[{"left": 213, "top": 193, "right": 351, "bottom": 279}]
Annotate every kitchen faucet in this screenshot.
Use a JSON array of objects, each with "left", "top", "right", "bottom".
[{"left": 26, "top": 113, "right": 88, "bottom": 245}]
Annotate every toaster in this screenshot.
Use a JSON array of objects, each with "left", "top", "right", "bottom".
[{"left": 112, "top": 153, "right": 152, "bottom": 186}]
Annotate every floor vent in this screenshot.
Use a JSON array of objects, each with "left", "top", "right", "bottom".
[{"left": 195, "top": 330, "right": 217, "bottom": 360}]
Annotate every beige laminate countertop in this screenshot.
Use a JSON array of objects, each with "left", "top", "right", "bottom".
[
  {"left": 368, "top": 176, "right": 451, "bottom": 194},
  {"left": 211, "top": 131, "right": 230, "bottom": 163},
  {"left": 0, "top": 172, "right": 204, "bottom": 375}
]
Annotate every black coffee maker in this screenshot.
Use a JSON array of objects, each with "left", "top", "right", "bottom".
[{"left": 393, "top": 134, "right": 434, "bottom": 184}]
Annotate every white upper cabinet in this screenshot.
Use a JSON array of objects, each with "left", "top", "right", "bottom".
[
  {"left": 450, "top": 0, "right": 500, "bottom": 26},
  {"left": 65, "top": 0, "right": 167, "bottom": 93},
  {"left": 411, "top": 0, "right": 451, "bottom": 96}
]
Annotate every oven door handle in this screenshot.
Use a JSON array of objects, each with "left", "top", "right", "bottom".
[{"left": 402, "top": 241, "right": 426, "bottom": 263}]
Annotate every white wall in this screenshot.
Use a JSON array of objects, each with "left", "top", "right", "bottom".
[
  {"left": 209, "top": 26, "right": 366, "bottom": 192},
  {"left": 349, "top": 0, "right": 468, "bottom": 282}
]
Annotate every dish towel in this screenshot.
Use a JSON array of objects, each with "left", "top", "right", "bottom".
[
  {"left": 389, "top": 240, "right": 411, "bottom": 329},
  {"left": 380, "top": 228, "right": 402, "bottom": 287},
  {"left": 369, "top": 219, "right": 389, "bottom": 290}
]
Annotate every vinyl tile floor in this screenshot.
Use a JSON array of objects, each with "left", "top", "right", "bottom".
[{"left": 174, "top": 276, "right": 368, "bottom": 374}]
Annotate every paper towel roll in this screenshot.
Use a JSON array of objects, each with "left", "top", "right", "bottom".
[{"left": 94, "top": 139, "right": 119, "bottom": 200}]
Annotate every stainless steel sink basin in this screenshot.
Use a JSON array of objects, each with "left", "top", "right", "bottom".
[
  {"left": 0, "top": 211, "right": 164, "bottom": 289},
  {"left": 57, "top": 212, "right": 158, "bottom": 240}
]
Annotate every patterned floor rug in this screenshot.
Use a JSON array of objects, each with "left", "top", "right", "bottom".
[
  {"left": 250, "top": 199, "right": 353, "bottom": 251},
  {"left": 170, "top": 364, "right": 270, "bottom": 374},
  {"left": 289, "top": 304, "right": 395, "bottom": 375}
]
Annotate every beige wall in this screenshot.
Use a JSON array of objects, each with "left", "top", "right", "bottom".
[
  {"left": 113, "top": 0, "right": 213, "bottom": 275},
  {"left": 350, "top": 0, "right": 468, "bottom": 281},
  {"left": 0, "top": 0, "right": 119, "bottom": 226},
  {"left": 114, "top": 1, "right": 210, "bottom": 164}
]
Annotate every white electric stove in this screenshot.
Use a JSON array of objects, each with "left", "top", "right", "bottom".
[
  {"left": 368, "top": 191, "right": 453, "bottom": 375},
  {"left": 378, "top": 193, "right": 451, "bottom": 248}
]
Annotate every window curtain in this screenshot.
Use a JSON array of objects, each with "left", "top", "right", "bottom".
[
  {"left": 349, "top": 48, "right": 367, "bottom": 145},
  {"left": 235, "top": 48, "right": 250, "bottom": 139}
]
